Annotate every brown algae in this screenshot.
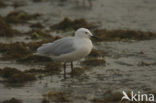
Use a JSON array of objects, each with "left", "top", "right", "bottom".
[
  {"left": 32, "top": 0, "right": 43, "bottom": 2},
  {"left": 0, "top": 42, "right": 31, "bottom": 60},
  {"left": 26, "top": 62, "right": 62, "bottom": 75},
  {"left": 0, "top": 67, "right": 36, "bottom": 83},
  {"left": 50, "top": 17, "right": 96, "bottom": 31},
  {"left": 5, "top": 11, "right": 41, "bottom": 24},
  {"left": 89, "top": 49, "right": 104, "bottom": 57},
  {"left": 41, "top": 98, "right": 50, "bottom": 103},
  {"left": 137, "top": 61, "right": 150, "bottom": 66},
  {"left": 0, "top": 40, "right": 52, "bottom": 60},
  {"left": 91, "top": 90, "right": 124, "bottom": 103},
  {"left": 0, "top": 16, "right": 20, "bottom": 37},
  {"left": 28, "top": 29, "right": 52, "bottom": 39},
  {"left": 94, "top": 29, "right": 156, "bottom": 41},
  {"left": 43, "top": 91, "right": 70, "bottom": 102},
  {"left": 45, "top": 62, "right": 62, "bottom": 74},
  {"left": 18, "top": 54, "right": 51, "bottom": 63},
  {"left": 26, "top": 40, "right": 52, "bottom": 51},
  {"left": 72, "top": 67, "right": 86, "bottom": 76},
  {"left": 0, "top": 0, "right": 6, "bottom": 8},
  {"left": 12, "top": 2, "right": 21, "bottom": 8},
  {"left": 81, "top": 58, "right": 106, "bottom": 66},
  {"left": 1, "top": 98, "right": 22, "bottom": 103},
  {"left": 30, "top": 22, "right": 44, "bottom": 29}
]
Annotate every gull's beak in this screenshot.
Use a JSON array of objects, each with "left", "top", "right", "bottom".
[
  {"left": 91, "top": 35, "right": 98, "bottom": 39},
  {"left": 90, "top": 32, "right": 100, "bottom": 40}
]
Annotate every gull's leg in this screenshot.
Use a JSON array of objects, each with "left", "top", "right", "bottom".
[
  {"left": 64, "top": 62, "right": 66, "bottom": 79},
  {"left": 71, "top": 62, "right": 74, "bottom": 77}
]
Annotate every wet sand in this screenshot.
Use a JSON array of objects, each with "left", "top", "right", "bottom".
[{"left": 0, "top": 0, "right": 156, "bottom": 103}]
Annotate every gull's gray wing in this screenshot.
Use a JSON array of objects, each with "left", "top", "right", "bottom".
[{"left": 37, "top": 37, "right": 75, "bottom": 56}]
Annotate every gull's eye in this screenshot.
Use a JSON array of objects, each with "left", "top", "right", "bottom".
[{"left": 85, "top": 32, "right": 88, "bottom": 34}]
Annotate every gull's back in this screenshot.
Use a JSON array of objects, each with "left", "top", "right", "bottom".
[{"left": 37, "top": 37, "right": 75, "bottom": 57}]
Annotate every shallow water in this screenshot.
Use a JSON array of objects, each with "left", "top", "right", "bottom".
[
  {"left": 0, "top": 39, "right": 156, "bottom": 102},
  {"left": 0, "top": 0, "right": 156, "bottom": 102},
  {"left": 1, "top": 0, "right": 156, "bottom": 32}
]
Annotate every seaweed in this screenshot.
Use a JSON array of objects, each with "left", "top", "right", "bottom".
[
  {"left": 0, "top": 16, "right": 20, "bottom": 37},
  {"left": 50, "top": 17, "right": 96, "bottom": 31},
  {"left": 72, "top": 67, "right": 86, "bottom": 76},
  {"left": 33, "top": 0, "right": 43, "bottom": 2},
  {"left": 41, "top": 98, "right": 50, "bottom": 103},
  {"left": 29, "top": 29, "right": 52, "bottom": 39},
  {"left": 91, "top": 98, "right": 105, "bottom": 103},
  {"left": 2, "top": 98, "right": 22, "bottom": 103},
  {"left": 94, "top": 29, "right": 156, "bottom": 41},
  {"left": 25, "top": 29, "right": 61, "bottom": 40},
  {"left": 53, "top": 92, "right": 70, "bottom": 102},
  {"left": 0, "top": 0, "right": 6, "bottom": 8},
  {"left": 43, "top": 91, "right": 70, "bottom": 102},
  {"left": 0, "top": 40, "right": 53, "bottom": 60},
  {"left": 137, "top": 61, "right": 150, "bottom": 66},
  {"left": 26, "top": 40, "right": 52, "bottom": 51},
  {"left": 0, "top": 42, "right": 31, "bottom": 60},
  {"left": 81, "top": 58, "right": 105, "bottom": 66},
  {"left": 5, "top": 11, "right": 41, "bottom": 24},
  {"left": 0, "top": 67, "right": 36, "bottom": 83},
  {"left": 18, "top": 54, "right": 52, "bottom": 63},
  {"left": 30, "top": 22, "right": 44, "bottom": 29},
  {"left": 91, "top": 90, "right": 125, "bottom": 103},
  {"left": 89, "top": 49, "right": 104, "bottom": 57},
  {"left": 26, "top": 62, "right": 62, "bottom": 75},
  {"left": 12, "top": 2, "right": 24, "bottom": 8},
  {"left": 45, "top": 62, "right": 62, "bottom": 74}
]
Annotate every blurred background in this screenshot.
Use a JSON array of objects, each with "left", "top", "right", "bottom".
[{"left": 0, "top": 0, "right": 156, "bottom": 103}]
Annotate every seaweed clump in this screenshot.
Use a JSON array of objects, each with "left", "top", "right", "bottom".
[
  {"left": 0, "top": 16, "right": 19, "bottom": 37},
  {"left": 43, "top": 91, "right": 70, "bottom": 102},
  {"left": 12, "top": 1, "right": 25, "bottom": 8},
  {"left": 33, "top": 0, "right": 43, "bottom": 2},
  {"left": 28, "top": 29, "right": 52, "bottom": 39},
  {"left": 0, "top": 67, "right": 36, "bottom": 83},
  {"left": 81, "top": 58, "right": 105, "bottom": 66},
  {"left": 45, "top": 62, "right": 62, "bottom": 74},
  {"left": 0, "top": 40, "right": 51, "bottom": 60},
  {"left": 72, "top": 67, "right": 86, "bottom": 76},
  {"left": 25, "top": 29, "right": 61, "bottom": 40},
  {"left": 50, "top": 17, "right": 96, "bottom": 31},
  {"left": 0, "top": 0, "right": 6, "bottom": 8},
  {"left": 26, "top": 40, "right": 52, "bottom": 51},
  {"left": 30, "top": 22, "right": 44, "bottom": 29},
  {"left": 5, "top": 11, "right": 40, "bottom": 24},
  {"left": 18, "top": 54, "right": 52, "bottom": 63},
  {"left": 91, "top": 90, "right": 124, "bottom": 103},
  {"left": 89, "top": 49, "right": 104, "bottom": 57},
  {"left": 0, "top": 42, "right": 31, "bottom": 60},
  {"left": 26, "top": 62, "right": 62, "bottom": 75},
  {"left": 2, "top": 98, "right": 22, "bottom": 103},
  {"left": 41, "top": 98, "right": 50, "bottom": 103},
  {"left": 137, "top": 61, "right": 150, "bottom": 66},
  {"left": 94, "top": 29, "right": 156, "bottom": 41}
]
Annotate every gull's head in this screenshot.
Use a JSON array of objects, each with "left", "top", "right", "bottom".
[{"left": 75, "top": 28, "right": 93, "bottom": 39}]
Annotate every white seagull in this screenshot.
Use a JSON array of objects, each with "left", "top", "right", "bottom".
[{"left": 36, "top": 28, "right": 95, "bottom": 79}]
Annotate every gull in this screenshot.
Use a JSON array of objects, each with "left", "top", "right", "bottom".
[{"left": 36, "top": 28, "right": 95, "bottom": 79}]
